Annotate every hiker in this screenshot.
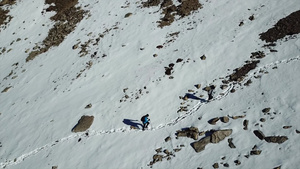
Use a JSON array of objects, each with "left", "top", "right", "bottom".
[{"left": 141, "top": 114, "right": 150, "bottom": 130}]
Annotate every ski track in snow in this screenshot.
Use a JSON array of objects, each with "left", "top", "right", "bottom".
[{"left": 1, "top": 56, "right": 299, "bottom": 168}]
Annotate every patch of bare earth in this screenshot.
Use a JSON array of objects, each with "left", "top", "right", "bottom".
[
  {"left": 260, "top": 10, "right": 300, "bottom": 43},
  {"left": 26, "top": 0, "right": 87, "bottom": 62},
  {"left": 0, "top": 0, "right": 16, "bottom": 29},
  {"left": 142, "top": 0, "right": 202, "bottom": 28}
]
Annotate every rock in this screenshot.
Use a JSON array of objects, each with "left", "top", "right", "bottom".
[
  {"left": 221, "top": 116, "right": 229, "bottom": 123},
  {"left": 195, "top": 84, "right": 201, "bottom": 89},
  {"left": 260, "top": 118, "right": 266, "bottom": 122},
  {"left": 85, "top": 103, "right": 92, "bottom": 109},
  {"left": 130, "top": 125, "right": 138, "bottom": 130},
  {"left": 200, "top": 55, "right": 206, "bottom": 60},
  {"left": 262, "top": 108, "right": 271, "bottom": 113},
  {"left": 211, "top": 129, "right": 232, "bottom": 143},
  {"left": 264, "top": 136, "right": 288, "bottom": 144},
  {"left": 163, "top": 149, "right": 171, "bottom": 155},
  {"left": 208, "top": 117, "right": 219, "bottom": 125},
  {"left": 234, "top": 160, "right": 241, "bottom": 165},
  {"left": 176, "top": 127, "right": 199, "bottom": 140},
  {"left": 296, "top": 130, "right": 300, "bottom": 134},
  {"left": 253, "top": 130, "right": 265, "bottom": 140},
  {"left": 228, "top": 138, "right": 236, "bottom": 148},
  {"left": 174, "top": 148, "right": 181, "bottom": 152},
  {"left": 191, "top": 136, "right": 211, "bottom": 152},
  {"left": 232, "top": 115, "right": 246, "bottom": 119},
  {"left": 250, "top": 150, "right": 262, "bottom": 155},
  {"left": 165, "top": 136, "right": 171, "bottom": 142},
  {"left": 153, "top": 154, "right": 163, "bottom": 163},
  {"left": 52, "top": 166, "right": 58, "bottom": 169},
  {"left": 1, "top": 86, "right": 12, "bottom": 93},
  {"left": 124, "top": 12, "right": 132, "bottom": 18},
  {"left": 212, "top": 163, "right": 219, "bottom": 168},
  {"left": 155, "top": 147, "right": 162, "bottom": 153},
  {"left": 273, "top": 166, "right": 281, "bottom": 169},
  {"left": 283, "top": 126, "right": 292, "bottom": 129},
  {"left": 223, "top": 163, "right": 229, "bottom": 167},
  {"left": 243, "top": 119, "right": 249, "bottom": 130},
  {"left": 71, "top": 115, "right": 94, "bottom": 133}
]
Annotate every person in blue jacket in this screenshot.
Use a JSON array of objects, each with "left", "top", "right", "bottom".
[{"left": 141, "top": 114, "right": 150, "bottom": 131}]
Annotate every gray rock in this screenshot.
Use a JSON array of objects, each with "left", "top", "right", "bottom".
[
  {"left": 211, "top": 129, "right": 232, "bottom": 143},
  {"left": 208, "top": 117, "right": 219, "bottom": 125},
  {"left": 212, "top": 163, "right": 219, "bottom": 168},
  {"left": 264, "top": 136, "right": 288, "bottom": 144},
  {"left": 243, "top": 119, "right": 249, "bottom": 130},
  {"left": 250, "top": 150, "right": 262, "bottom": 155},
  {"left": 72, "top": 115, "right": 94, "bottom": 133},
  {"left": 191, "top": 136, "right": 211, "bottom": 152},
  {"left": 253, "top": 130, "right": 265, "bottom": 140},
  {"left": 153, "top": 154, "right": 163, "bottom": 163},
  {"left": 165, "top": 136, "right": 171, "bottom": 142},
  {"left": 176, "top": 127, "right": 199, "bottom": 140},
  {"left": 262, "top": 107, "right": 271, "bottom": 113}
]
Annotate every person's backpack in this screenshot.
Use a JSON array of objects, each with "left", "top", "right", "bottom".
[{"left": 141, "top": 116, "right": 145, "bottom": 122}]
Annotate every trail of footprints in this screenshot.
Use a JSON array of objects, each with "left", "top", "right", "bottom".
[{"left": 1, "top": 56, "right": 299, "bottom": 168}]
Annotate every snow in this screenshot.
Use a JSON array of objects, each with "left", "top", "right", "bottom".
[{"left": 0, "top": 0, "right": 300, "bottom": 168}]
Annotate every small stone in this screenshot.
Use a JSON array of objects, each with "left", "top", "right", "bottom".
[
  {"left": 223, "top": 163, "right": 229, "bottom": 167},
  {"left": 243, "top": 119, "right": 249, "bottom": 130},
  {"left": 155, "top": 147, "right": 162, "bottom": 153},
  {"left": 153, "top": 54, "right": 158, "bottom": 57},
  {"left": 264, "top": 136, "right": 288, "bottom": 144},
  {"left": 221, "top": 116, "right": 229, "bottom": 123},
  {"left": 174, "top": 148, "right": 181, "bottom": 152},
  {"left": 208, "top": 117, "right": 219, "bottom": 125},
  {"left": 262, "top": 108, "right": 271, "bottom": 113},
  {"left": 228, "top": 138, "right": 236, "bottom": 148},
  {"left": 260, "top": 118, "right": 266, "bottom": 122},
  {"left": 273, "top": 166, "right": 281, "bottom": 169},
  {"left": 296, "top": 130, "right": 300, "bottom": 134},
  {"left": 200, "top": 55, "right": 206, "bottom": 60},
  {"left": 124, "top": 13, "right": 132, "bottom": 18},
  {"left": 1, "top": 86, "right": 12, "bottom": 93},
  {"left": 250, "top": 150, "right": 262, "bottom": 155},
  {"left": 283, "top": 126, "right": 292, "bottom": 129},
  {"left": 195, "top": 84, "right": 201, "bottom": 89},
  {"left": 234, "top": 160, "right": 241, "bottom": 165},
  {"left": 213, "top": 163, "right": 219, "bottom": 169},
  {"left": 153, "top": 154, "right": 163, "bottom": 162},
  {"left": 165, "top": 136, "right": 171, "bottom": 142},
  {"left": 52, "top": 166, "right": 58, "bottom": 169},
  {"left": 85, "top": 104, "right": 92, "bottom": 109},
  {"left": 163, "top": 149, "right": 171, "bottom": 155},
  {"left": 253, "top": 130, "right": 265, "bottom": 140}
]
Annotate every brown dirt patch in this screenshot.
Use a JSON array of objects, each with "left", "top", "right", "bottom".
[
  {"left": 260, "top": 10, "right": 300, "bottom": 43},
  {"left": 26, "top": 0, "right": 87, "bottom": 62},
  {"left": 142, "top": 0, "right": 202, "bottom": 28}
]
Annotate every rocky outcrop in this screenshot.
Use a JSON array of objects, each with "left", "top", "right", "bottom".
[{"left": 72, "top": 115, "right": 94, "bottom": 133}]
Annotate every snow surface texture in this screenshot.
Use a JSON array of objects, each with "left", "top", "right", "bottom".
[{"left": 0, "top": 0, "right": 300, "bottom": 169}]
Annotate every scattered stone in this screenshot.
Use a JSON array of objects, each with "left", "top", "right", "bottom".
[
  {"left": 250, "top": 51, "right": 265, "bottom": 59},
  {"left": 262, "top": 108, "right": 271, "bottom": 113},
  {"left": 220, "top": 85, "right": 228, "bottom": 90},
  {"left": 221, "top": 116, "right": 229, "bottom": 123},
  {"left": 249, "top": 15, "right": 255, "bottom": 21},
  {"left": 85, "top": 103, "right": 92, "bottom": 109},
  {"left": 124, "top": 12, "right": 132, "bottom": 18},
  {"left": 234, "top": 160, "right": 241, "bottom": 165},
  {"left": 283, "top": 126, "right": 292, "bottom": 129},
  {"left": 200, "top": 55, "right": 206, "bottom": 60},
  {"left": 273, "top": 166, "right": 281, "bottom": 169},
  {"left": 211, "top": 129, "right": 232, "bottom": 143},
  {"left": 229, "top": 60, "right": 260, "bottom": 82},
  {"left": 212, "top": 163, "right": 219, "bottom": 169},
  {"left": 232, "top": 115, "right": 246, "bottom": 119},
  {"left": 243, "top": 119, "right": 248, "bottom": 130},
  {"left": 264, "top": 136, "right": 288, "bottom": 144},
  {"left": 165, "top": 136, "right": 171, "bottom": 142},
  {"left": 156, "top": 45, "right": 163, "bottom": 49},
  {"left": 163, "top": 149, "right": 171, "bottom": 155},
  {"left": 239, "top": 21, "right": 244, "bottom": 26},
  {"left": 228, "top": 138, "right": 236, "bottom": 148},
  {"left": 174, "top": 148, "right": 181, "bottom": 152},
  {"left": 296, "top": 130, "right": 300, "bottom": 134},
  {"left": 130, "top": 125, "right": 138, "bottom": 130},
  {"left": 250, "top": 150, "right": 262, "bottom": 155},
  {"left": 52, "top": 166, "right": 58, "bottom": 169},
  {"left": 1, "top": 86, "right": 12, "bottom": 93},
  {"left": 195, "top": 84, "right": 201, "bottom": 89},
  {"left": 72, "top": 115, "right": 94, "bottom": 133},
  {"left": 230, "top": 88, "right": 236, "bottom": 93},
  {"left": 155, "top": 147, "right": 162, "bottom": 153},
  {"left": 244, "top": 79, "right": 252, "bottom": 86},
  {"left": 153, "top": 154, "right": 163, "bottom": 163},
  {"left": 176, "top": 58, "right": 183, "bottom": 63},
  {"left": 260, "top": 118, "right": 266, "bottom": 122},
  {"left": 223, "top": 163, "right": 229, "bottom": 167},
  {"left": 253, "top": 130, "right": 265, "bottom": 140},
  {"left": 208, "top": 117, "right": 219, "bottom": 125}
]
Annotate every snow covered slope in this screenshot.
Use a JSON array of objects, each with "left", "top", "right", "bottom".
[{"left": 0, "top": 0, "right": 299, "bottom": 168}]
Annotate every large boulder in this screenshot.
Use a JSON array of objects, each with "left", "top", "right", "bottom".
[
  {"left": 191, "top": 136, "right": 211, "bottom": 153},
  {"left": 176, "top": 127, "right": 199, "bottom": 140},
  {"left": 211, "top": 129, "right": 232, "bottom": 143},
  {"left": 72, "top": 115, "right": 94, "bottom": 133},
  {"left": 264, "top": 136, "right": 288, "bottom": 144}
]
